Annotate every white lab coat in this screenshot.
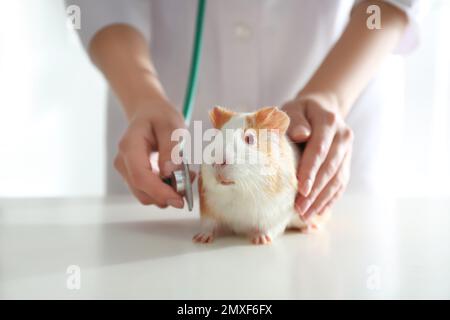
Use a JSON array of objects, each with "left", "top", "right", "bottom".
[{"left": 70, "top": 0, "right": 422, "bottom": 195}]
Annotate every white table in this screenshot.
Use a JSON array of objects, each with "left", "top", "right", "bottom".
[{"left": 1, "top": 195, "right": 449, "bottom": 299}]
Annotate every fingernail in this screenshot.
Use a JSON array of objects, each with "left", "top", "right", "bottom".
[
  {"left": 298, "top": 200, "right": 311, "bottom": 216},
  {"left": 167, "top": 198, "right": 184, "bottom": 209},
  {"left": 162, "top": 161, "right": 179, "bottom": 177},
  {"left": 302, "top": 212, "right": 311, "bottom": 221},
  {"left": 301, "top": 179, "right": 313, "bottom": 197},
  {"left": 306, "top": 210, "right": 315, "bottom": 220},
  {"left": 292, "top": 126, "right": 311, "bottom": 138}
]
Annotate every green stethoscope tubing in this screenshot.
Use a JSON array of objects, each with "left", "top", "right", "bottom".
[{"left": 182, "top": 0, "right": 206, "bottom": 124}]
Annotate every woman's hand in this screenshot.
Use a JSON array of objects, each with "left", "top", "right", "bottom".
[
  {"left": 89, "top": 25, "right": 189, "bottom": 208},
  {"left": 282, "top": 93, "right": 353, "bottom": 220},
  {"left": 114, "top": 99, "right": 187, "bottom": 208},
  {"left": 279, "top": 0, "right": 408, "bottom": 220}
]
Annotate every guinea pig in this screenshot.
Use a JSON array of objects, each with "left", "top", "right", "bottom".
[{"left": 193, "top": 106, "right": 328, "bottom": 245}]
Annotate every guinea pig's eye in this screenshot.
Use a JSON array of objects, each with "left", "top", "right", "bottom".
[{"left": 244, "top": 130, "right": 257, "bottom": 145}]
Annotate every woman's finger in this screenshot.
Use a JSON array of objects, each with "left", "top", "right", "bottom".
[
  {"left": 317, "top": 185, "right": 344, "bottom": 216},
  {"left": 285, "top": 104, "right": 312, "bottom": 143},
  {"left": 303, "top": 177, "right": 341, "bottom": 220},
  {"left": 119, "top": 128, "right": 183, "bottom": 208},
  {"left": 154, "top": 115, "right": 187, "bottom": 178},
  {"left": 131, "top": 188, "right": 166, "bottom": 207},
  {"left": 303, "top": 151, "right": 351, "bottom": 220},
  {"left": 297, "top": 107, "right": 337, "bottom": 197},
  {"left": 114, "top": 154, "right": 162, "bottom": 206},
  {"left": 123, "top": 151, "right": 183, "bottom": 207},
  {"left": 295, "top": 127, "right": 353, "bottom": 215}
]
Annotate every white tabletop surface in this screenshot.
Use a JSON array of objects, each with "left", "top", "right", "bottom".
[{"left": 1, "top": 194, "right": 449, "bottom": 299}]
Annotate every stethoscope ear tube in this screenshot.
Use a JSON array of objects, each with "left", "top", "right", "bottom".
[{"left": 182, "top": 0, "right": 207, "bottom": 124}]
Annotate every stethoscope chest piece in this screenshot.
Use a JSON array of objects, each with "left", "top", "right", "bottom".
[{"left": 164, "top": 162, "right": 193, "bottom": 211}]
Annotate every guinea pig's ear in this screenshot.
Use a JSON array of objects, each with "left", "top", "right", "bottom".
[
  {"left": 254, "top": 106, "right": 290, "bottom": 134},
  {"left": 209, "top": 106, "right": 235, "bottom": 129}
]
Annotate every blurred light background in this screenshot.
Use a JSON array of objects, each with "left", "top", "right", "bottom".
[{"left": 0, "top": 0, "right": 449, "bottom": 198}]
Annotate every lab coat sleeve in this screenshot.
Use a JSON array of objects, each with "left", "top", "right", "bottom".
[
  {"left": 65, "top": 0, "right": 152, "bottom": 50},
  {"left": 354, "top": 0, "right": 426, "bottom": 54}
]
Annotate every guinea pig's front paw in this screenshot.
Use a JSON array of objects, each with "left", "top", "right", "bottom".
[
  {"left": 193, "top": 232, "right": 215, "bottom": 244},
  {"left": 250, "top": 233, "right": 272, "bottom": 245}
]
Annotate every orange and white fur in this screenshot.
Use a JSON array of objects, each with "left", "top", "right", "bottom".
[{"left": 194, "top": 106, "right": 325, "bottom": 245}]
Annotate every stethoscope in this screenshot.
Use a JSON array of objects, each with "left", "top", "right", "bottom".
[{"left": 163, "top": 0, "right": 206, "bottom": 211}]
